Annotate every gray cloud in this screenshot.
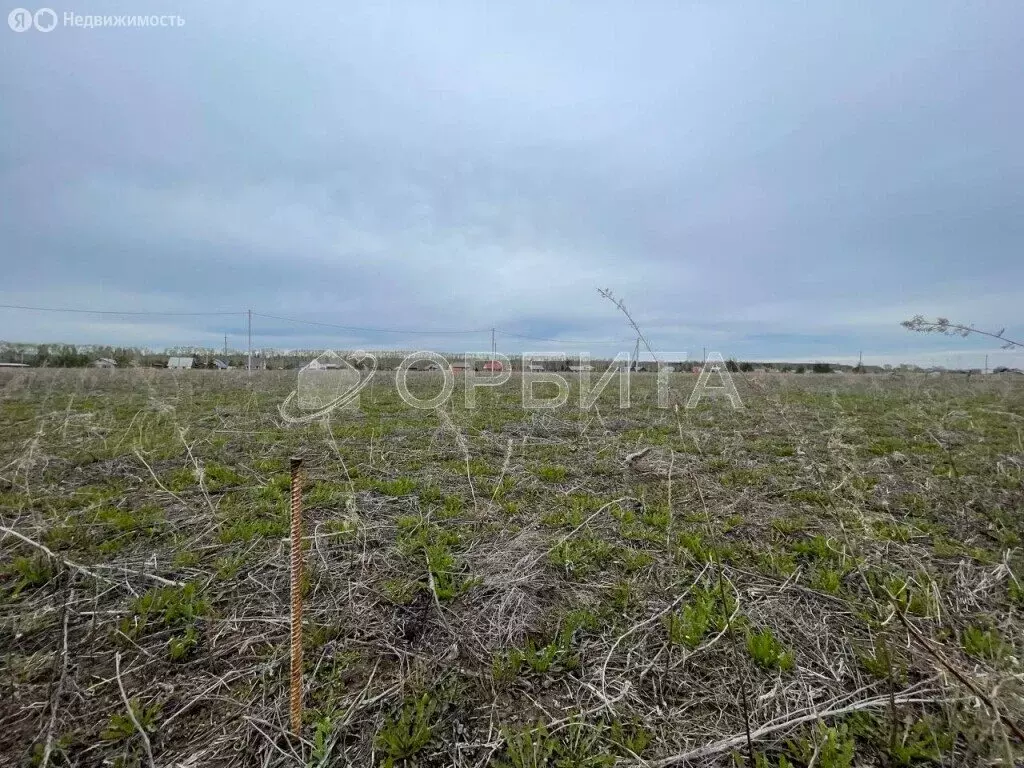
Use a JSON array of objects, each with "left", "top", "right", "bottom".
[{"left": 2, "top": 1, "right": 1022, "bottom": 366}]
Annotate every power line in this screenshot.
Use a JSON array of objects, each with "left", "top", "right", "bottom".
[
  {"left": 0, "top": 303, "right": 243, "bottom": 317},
  {"left": 252, "top": 312, "right": 489, "bottom": 336},
  {"left": 495, "top": 329, "right": 632, "bottom": 345}
]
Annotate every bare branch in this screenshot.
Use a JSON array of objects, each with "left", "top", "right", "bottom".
[
  {"left": 598, "top": 288, "right": 661, "bottom": 363},
  {"left": 902, "top": 315, "right": 1023, "bottom": 350}
]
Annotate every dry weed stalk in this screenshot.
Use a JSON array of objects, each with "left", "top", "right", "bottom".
[{"left": 902, "top": 315, "right": 1023, "bottom": 350}]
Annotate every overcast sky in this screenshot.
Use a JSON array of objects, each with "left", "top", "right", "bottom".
[{"left": 2, "top": 2, "right": 1022, "bottom": 366}]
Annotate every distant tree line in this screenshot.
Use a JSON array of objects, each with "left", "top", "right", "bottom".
[
  {"left": 725, "top": 360, "right": 835, "bottom": 374},
  {"left": 1, "top": 342, "right": 868, "bottom": 373}
]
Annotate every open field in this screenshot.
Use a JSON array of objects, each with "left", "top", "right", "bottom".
[{"left": 1, "top": 368, "right": 1022, "bottom": 767}]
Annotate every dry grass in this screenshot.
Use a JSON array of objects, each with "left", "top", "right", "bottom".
[{"left": 0, "top": 368, "right": 1022, "bottom": 767}]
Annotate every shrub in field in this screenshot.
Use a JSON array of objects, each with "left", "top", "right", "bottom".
[
  {"left": 610, "top": 718, "right": 652, "bottom": 758},
  {"left": 522, "top": 636, "right": 563, "bottom": 674},
  {"left": 492, "top": 649, "right": 525, "bottom": 685},
  {"left": 101, "top": 698, "right": 161, "bottom": 743},
  {"left": 1010, "top": 579, "right": 1024, "bottom": 607},
  {"left": 3, "top": 554, "right": 55, "bottom": 595},
  {"left": 886, "top": 716, "right": 954, "bottom": 765},
  {"left": 785, "top": 723, "right": 854, "bottom": 768},
  {"left": 550, "top": 535, "right": 614, "bottom": 578},
  {"left": 97, "top": 504, "right": 165, "bottom": 537},
  {"left": 500, "top": 718, "right": 648, "bottom": 768},
  {"left": 618, "top": 547, "right": 654, "bottom": 572},
  {"left": 202, "top": 461, "right": 245, "bottom": 490},
  {"left": 168, "top": 625, "right": 199, "bottom": 661},
  {"left": 810, "top": 566, "right": 843, "bottom": 595},
  {"left": 882, "top": 574, "right": 932, "bottom": 617},
  {"left": 375, "top": 477, "right": 418, "bottom": 496},
  {"left": 500, "top": 722, "right": 557, "bottom": 768},
  {"left": 961, "top": 625, "right": 1006, "bottom": 661},
  {"left": 395, "top": 515, "right": 476, "bottom": 599},
  {"left": 610, "top": 579, "right": 632, "bottom": 612},
  {"left": 214, "top": 554, "right": 246, "bottom": 579},
  {"left": 218, "top": 513, "right": 287, "bottom": 544},
  {"left": 664, "top": 590, "right": 715, "bottom": 650},
  {"left": 494, "top": 610, "right": 595, "bottom": 684},
  {"left": 536, "top": 464, "right": 568, "bottom": 482},
  {"left": 376, "top": 693, "right": 436, "bottom": 766},
  {"left": 382, "top": 578, "right": 420, "bottom": 605},
  {"left": 857, "top": 636, "right": 905, "bottom": 683},
  {"left": 676, "top": 531, "right": 713, "bottom": 562},
  {"left": 119, "top": 582, "right": 208, "bottom": 640},
  {"left": 747, "top": 628, "right": 795, "bottom": 671},
  {"left": 553, "top": 719, "right": 617, "bottom": 767}
]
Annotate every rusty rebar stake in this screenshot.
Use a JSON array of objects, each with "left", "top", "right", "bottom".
[{"left": 289, "top": 456, "right": 304, "bottom": 734}]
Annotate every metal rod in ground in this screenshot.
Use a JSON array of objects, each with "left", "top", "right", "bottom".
[{"left": 289, "top": 456, "right": 304, "bottom": 734}]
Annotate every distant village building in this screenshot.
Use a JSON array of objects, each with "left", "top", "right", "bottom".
[
  {"left": 304, "top": 358, "right": 340, "bottom": 370},
  {"left": 0, "top": 362, "right": 29, "bottom": 368},
  {"left": 405, "top": 361, "right": 439, "bottom": 371},
  {"left": 167, "top": 356, "right": 195, "bottom": 369},
  {"left": 482, "top": 360, "right": 504, "bottom": 373},
  {"left": 568, "top": 364, "right": 595, "bottom": 372},
  {"left": 91, "top": 358, "right": 117, "bottom": 368},
  {"left": 213, "top": 359, "right": 230, "bottom": 370},
  {"left": 527, "top": 363, "right": 546, "bottom": 372}
]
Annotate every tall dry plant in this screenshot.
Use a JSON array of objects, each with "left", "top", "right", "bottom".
[
  {"left": 597, "top": 288, "right": 660, "bottom": 363},
  {"left": 902, "top": 315, "right": 1023, "bottom": 350}
]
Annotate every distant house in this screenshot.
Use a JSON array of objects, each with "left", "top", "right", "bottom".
[
  {"left": 527, "top": 363, "right": 546, "bottom": 372},
  {"left": 406, "top": 361, "right": 439, "bottom": 371},
  {"left": 0, "top": 362, "right": 29, "bottom": 368},
  {"left": 167, "top": 356, "right": 194, "bottom": 369},
  {"left": 92, "top": 358, "right": 117, "bottom": 368},
  {"left": 213, "top": 359, "right": 230, "bottom": 370},
  {"left": 451, "top": 364, "right": 468, "bottom": 374},
  {"left": 568, "top": 364, "right": 595, "bottom": 372},
  {"left": 482, "top": 360, "right": 503, "bottom": 373}
]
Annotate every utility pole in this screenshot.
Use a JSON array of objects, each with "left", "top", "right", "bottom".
[
  {"left": 703, "top": 346, "right": 706, "bottom": 365},
  {"left": 247, "top": 309, "right": 252, "bottom": 375},
  {"left": 985, "top": 354, "right": 988, "bottom": 375},
  {"left": 858, "top": 350, "right": 862, "bottom": 368},
  {"left": 224, "top": 334, "right": 228, "bottom": 359},
  {"left": 491, "top": 328, "right": 496, "bottom": 361},
  {"left": 632, "top": 337, "right": 640, "bottom": 371}
]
